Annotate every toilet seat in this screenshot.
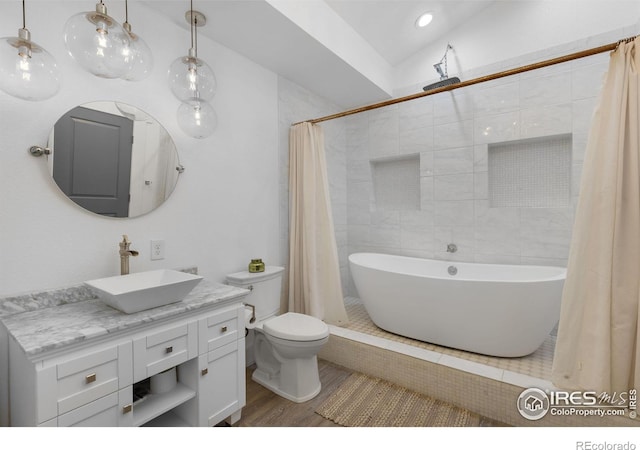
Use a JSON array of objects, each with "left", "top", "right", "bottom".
[{"left": 263, "top": 312, "right": 329, "bottom": 341}]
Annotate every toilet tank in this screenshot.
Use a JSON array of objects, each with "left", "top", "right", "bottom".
[{"left": 226, "top": 266, "right": 284, "bottom": 321}]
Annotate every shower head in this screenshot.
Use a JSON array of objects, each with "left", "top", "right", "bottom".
[
  {"left": 423, "top": 76, "right": 461, "bottom": 92},
  {"left": 425, "top": 43, "right": 457, "bottom": 91}
]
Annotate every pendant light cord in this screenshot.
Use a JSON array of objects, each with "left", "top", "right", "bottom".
[
  {"left": 125, "top": 0, "right": 129, "bottom": 24},
  {"left": 190, "top": 0, "right": 195, "bottom": 53},
  {"left": 21, "top": 0, "right": 26, "bottom": 29},
  {"left": 194, "top": 16, "right": 198, "bottom": 58}
]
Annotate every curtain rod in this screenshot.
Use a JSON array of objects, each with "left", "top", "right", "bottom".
[{"left": 293, "top": 36, "right": 637, "bottom": 126}]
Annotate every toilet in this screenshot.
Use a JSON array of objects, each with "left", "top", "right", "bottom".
[{"left": 226, "top": 266, "right": 329, "bottom": 403}]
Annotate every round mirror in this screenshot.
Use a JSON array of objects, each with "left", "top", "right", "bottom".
[{"left": 47, "top": 102, "right": 181, "bottom": 218}]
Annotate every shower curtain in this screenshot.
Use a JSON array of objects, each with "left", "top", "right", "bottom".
[
  {"left": 552, "top": 37, "right": 640, "bottom": 394},
  {"left": 288, "top": 122, "right": 348, "bottom": 326}
]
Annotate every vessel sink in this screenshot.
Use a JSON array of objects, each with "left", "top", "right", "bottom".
[{"left": 84, "top": 269, "right": 203, "bottom": 314}]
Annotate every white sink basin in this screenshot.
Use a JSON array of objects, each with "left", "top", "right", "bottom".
[{"left": 84, "top": 269, "right": 203, "bottom": 314}]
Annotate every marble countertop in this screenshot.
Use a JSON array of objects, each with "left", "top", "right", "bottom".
[{"left": 1, "top": 280, "right": 249, "bottom": 358}]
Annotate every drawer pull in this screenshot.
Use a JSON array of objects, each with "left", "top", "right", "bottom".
[
  {"left": 221, "top": 326, "right": 228, "bottom": 333},
  {"left": 85, "top": 373, "right": 97, "bottom": 384},
  {"left": 201, "top": 368, "right": 209, "bottom": 376},
  {"left": 122, "top": 404, "right": 133, "bottom": 414},
  {"left": 165, "top": 346, "right": 173, "bottom": 354}
]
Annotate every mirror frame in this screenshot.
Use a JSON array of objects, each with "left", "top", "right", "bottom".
[{"left": 44, "top": 101, "right": 182, "bottom": 218}]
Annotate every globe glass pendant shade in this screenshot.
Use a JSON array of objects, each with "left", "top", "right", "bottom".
[
  {"left": 122, "top": 29, "right": 153, "bottom": 81},
  {"left": 63, "top": 7, "right": 131, "bottom": 78},
  {"left": 0, "top": 29, "right": 60, "bottom": 101},
  {"left": 168, "top": 54, "right": 216, "bottom": 103},
  {"left": 177, "top": 100, "right": 217, "bottom": 139}
]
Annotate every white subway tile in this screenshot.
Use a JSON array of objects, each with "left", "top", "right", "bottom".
[
  {"left": 433, "top": 146, "right": 474, "bottom": 175},
  {"left": 520, "top": 72, "right": 571, "bottom": 108},
  {"left": 399, "top": 125, "right": 434, "bottom": 154},
  {"left": 474, "top": 111, "right": 520, "bottom": 144},
  {"left": 474, "top": 144, "right": 488, "bottom": 172},
  {"left": 475, "top": 226, "right": 521, "bottom": 256},
  {"left": 572, "top": 61, "right": 608, "bottom": 100},
  {"left": 474, "top": 171, "right": 488, "bottom": 200},
  {"left": 520, "top": 103, "right": 572, "bottom": 139},
  {"left": 474, "top": 81, "right": 520, "bottom": 115},
  {"left": 520, "top": 227, "right": 572, "bottom": 259},
  {"left": 434, "top": 120, "right": 474, "bottom": 150},
  {"left": 434, "top": 200, "right": 475, "bottom": 227},
  {"left": 420, "top": 151, "right": 434, "bottom": 177},
  {"left": 434, "top": 173, "right": 475, "bottom": 201},
  {"left": 433, "top": 90, "right": 475, "bottom": 125}
]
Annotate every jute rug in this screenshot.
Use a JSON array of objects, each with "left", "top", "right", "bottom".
[{"left": 316, "top": 372, "right": 482, "bottom": 427}]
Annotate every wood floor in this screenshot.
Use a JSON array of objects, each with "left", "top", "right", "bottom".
[
  {"left": 234, "top": 360, "right": 351, "bottom": 427},
  {"left": 232, "top": 359, "right": 506, "bottom": 427}
]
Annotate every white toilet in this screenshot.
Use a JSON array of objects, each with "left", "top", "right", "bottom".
[{"left": 226, "top": 266, "right": 329, "bottom": 403}]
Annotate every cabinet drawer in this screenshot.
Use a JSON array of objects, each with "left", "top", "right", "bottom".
[
  {"left": 34, "top": 342, "right": 132, "bottom": 424},
  {"left": 55, "top": 346, "right": 120, "bottom": 416},
  {"left": 198, "top": 306, "right": 242, "bottom": 354},
  {"left": 133, "top": 321, "right": 197, "bottom": 382},
  {"left": 57, "top": 386, "right": 133, "bottom": 427}
]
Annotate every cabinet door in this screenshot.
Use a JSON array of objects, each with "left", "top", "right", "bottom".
[
  {"left": 198, "top": 339, "right": 245, "bottom": 426},
  {"left": 57, "top": 386, "right": 133, "bottom": 427}
]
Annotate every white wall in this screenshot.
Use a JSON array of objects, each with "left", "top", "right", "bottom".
[
  {"left": 394, "top": 1, "right": 640, "bottom": 95},
  {"left": 0, "top": 2, "right": 280, "bottom": 296}
]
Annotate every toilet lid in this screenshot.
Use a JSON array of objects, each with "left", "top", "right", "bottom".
[{"left": 263, "top": 312, "right": 329, "bottom": 341}]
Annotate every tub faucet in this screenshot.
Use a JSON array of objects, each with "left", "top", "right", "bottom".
[
  {"left": 119, "top": 235, "right": 139, "bottom": 275},
  {"left": 446, "top": 243, "right": 457, "bottom": 253}
]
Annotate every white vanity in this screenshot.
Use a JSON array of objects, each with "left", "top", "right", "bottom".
[{"left": 1, "top": 277, "right": 248, "bottom": 427}]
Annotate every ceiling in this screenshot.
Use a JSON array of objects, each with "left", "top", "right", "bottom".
[
  {"left": 148, "top": 1, "right": 494, "bottom": 109},
  {"left": 325, "top": 1, "right": 495, "bottom": 66}
]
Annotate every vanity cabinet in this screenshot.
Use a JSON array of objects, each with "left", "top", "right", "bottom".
[
  {"left": 174, "top": 307, "right": 246, "bottom": 427},
  {"left": 9, "top": 302, "right": 246, "bottom": 427}
]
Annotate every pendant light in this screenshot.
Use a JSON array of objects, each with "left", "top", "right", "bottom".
[
  {"left": 0, "top": 0, "right": 60, "bottom": 101},
  {"left": 169, "top": 1, "right": 217, "bottom": 139},
  {"left": 168, "top": 3, "right": 216, "bottom": 103},
  {"left": 121, "top": 0, "right": 153, "bottom": 81},
  {"left": 63, "top": 1, "right": 131, "bottom": 79},
  {"left": 177, "top": 100, "right": 217, "bottom": 139}
]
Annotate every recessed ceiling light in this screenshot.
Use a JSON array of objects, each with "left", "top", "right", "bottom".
[{"left": 416, "top": 12, "right": 433, "bottom": 28}]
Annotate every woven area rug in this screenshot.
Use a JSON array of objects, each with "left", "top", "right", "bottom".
[{"left": 316, "top": 373, "right": 482, "bottom": 427}]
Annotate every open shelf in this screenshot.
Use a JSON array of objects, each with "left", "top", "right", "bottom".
[
  {"left": 142, "top": 410, "right": 191, "bottom": 427},
  {"left": 132, "top": 382, "right": 196, "bottom": 427}
]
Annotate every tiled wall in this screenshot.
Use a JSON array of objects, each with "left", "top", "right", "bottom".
[
  {"left": 343, "top": 44, "right": 613, "bottom": 294},
  {"left": 488, "top": 134, "right": 573, "bottom": 208},
  {"left": 279, "top": 29, "right": 632, "bottom": 299}
]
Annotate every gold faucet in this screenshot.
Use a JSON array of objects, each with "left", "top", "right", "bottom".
[{"left": 119, "top": 235, "right": 139, "bottom": 275}]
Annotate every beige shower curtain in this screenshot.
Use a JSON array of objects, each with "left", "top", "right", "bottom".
[
  {"left": 288, "top": 122, "right": 349, "bottom": 326},
  {"left": 552, "top": 37, "right": 640, "bottom": 394}
]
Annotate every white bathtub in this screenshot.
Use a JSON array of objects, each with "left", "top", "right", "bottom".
[{"left": 348, "top": 253, "right": 566, "bottom": 357}]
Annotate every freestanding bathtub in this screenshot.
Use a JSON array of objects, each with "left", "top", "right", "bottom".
[{"left": 348, "top": 253, "right": 566, "bottom": 357}]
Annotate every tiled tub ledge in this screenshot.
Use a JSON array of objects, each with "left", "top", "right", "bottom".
[
  {"left": 327, "top": 325, "right": 556, "bottom": 392},
  {"left": 320, "top": 301, "right": 638, "bottom": 427}
]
